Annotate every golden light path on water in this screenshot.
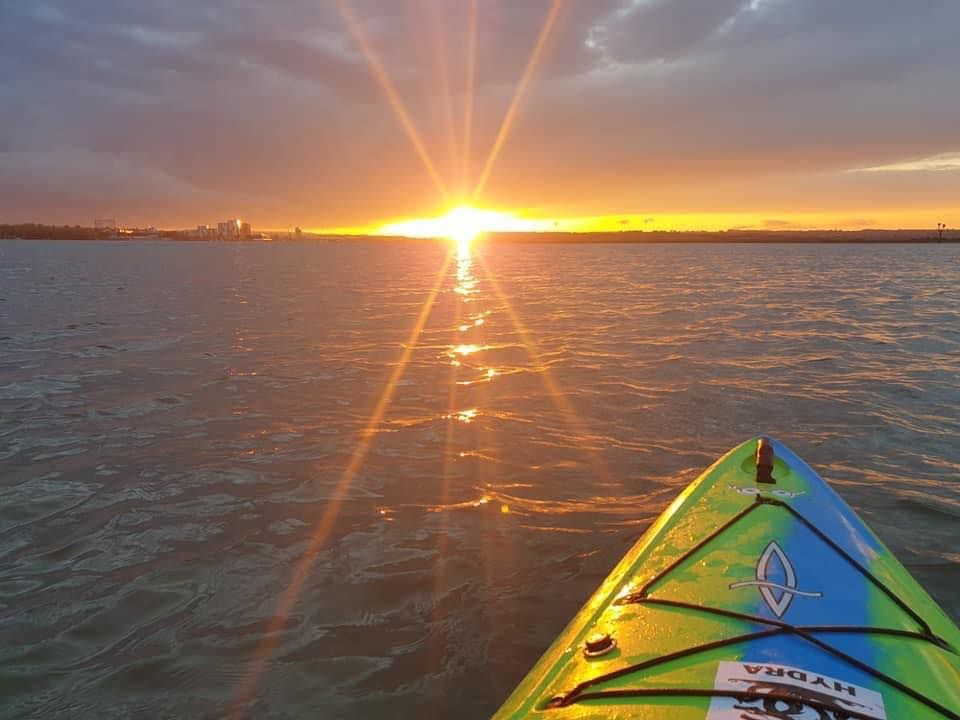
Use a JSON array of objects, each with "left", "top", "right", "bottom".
[
  {"left": 425, "top": 238, "right": 608, "bottom": 663},
  {"left": 231, "top": 232, "right": 608, "bottom": 714},
  {"left": 233, "top": 0, "right": 573, "bottom": 709}
]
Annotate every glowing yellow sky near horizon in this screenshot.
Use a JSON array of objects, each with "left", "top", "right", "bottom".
[
  {"left": 301, "top": 0, "right": 957, "bottom": 240},
  {"left": 310, "top": 206, "right": 956, "bottom": 238},
  {"left": 379, "top": 205, "right": 552, "bottom": 242}
]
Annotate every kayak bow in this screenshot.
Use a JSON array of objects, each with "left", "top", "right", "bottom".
[{"left": 494, "top": 437, "right": 960, "bottom": 719}]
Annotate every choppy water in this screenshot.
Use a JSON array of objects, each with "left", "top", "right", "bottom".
[{"left": 1, "top": 239, "right": 959, "bottom": 719}]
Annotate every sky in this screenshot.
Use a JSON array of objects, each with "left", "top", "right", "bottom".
[{"left": 0, "top": 0, "right": 958, "bottom": 232}]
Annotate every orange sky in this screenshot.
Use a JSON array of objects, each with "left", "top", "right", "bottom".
[{"left": 0, "top": 1, "right": 957, "bottom": 232}]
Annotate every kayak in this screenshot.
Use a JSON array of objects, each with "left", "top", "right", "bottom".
[{"left": 494, "top": 437, "right": 960, "bottom": 719}]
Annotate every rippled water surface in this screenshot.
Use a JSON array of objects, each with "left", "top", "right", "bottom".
[{"left": 1, "top": 239, "right": 959, "bottom": 719}]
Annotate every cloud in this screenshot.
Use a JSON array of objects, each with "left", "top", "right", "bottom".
[
  {"left": 594, "top": 0, "right": 751, "bottom": 64},
  {"left": 852, "top": 153, "right": 960, "bottom": 173},
  {"left": 0, "top": 149, "right": 273, "bottom": 224},
  {"left": 763, "top": 219, "right": 795, "bottom": 229},
  {"left": 0, "top": 0, "right": 958, "bottom": 227}
]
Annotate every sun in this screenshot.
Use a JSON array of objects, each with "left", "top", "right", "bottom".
[
  {"left": 379, "top": 205, "right": 548, "bottom": 248},
  {"left": 440, "top": 206, "right": 487, "bottom": 247}
]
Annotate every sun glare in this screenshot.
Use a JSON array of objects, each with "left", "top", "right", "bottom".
[
  {"left": 444, "top": 206, "right": 486, "bottom": 247},
  {"left": 380, "top": 205, "right": 548, "bottom": 248}
]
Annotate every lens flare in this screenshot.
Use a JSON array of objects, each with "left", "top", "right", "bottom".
[
  {"left": 380, "top": 205, "right": 551, "bottom": 250},
  {"left": 335, "top": 0, "right": 450, "bottom": 202},
  {"left": 228, "top": 251, "right": 454, "bottom": 718},
  {"left": 462, "top": 0, "right": 479, "bottom": 193},
  {"left": 473, "top": 0, "right": 565, "bottom": 201}
]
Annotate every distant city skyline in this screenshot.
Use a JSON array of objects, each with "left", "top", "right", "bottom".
[{"left": 0, "top": 1, "right": 958, "bottom": 232}]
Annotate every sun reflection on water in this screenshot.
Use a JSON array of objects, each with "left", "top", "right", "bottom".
[
  {"left": 235, "top": 0, "right": 578, "bottom": 705},
  {"left": 455, "top": 240, "right": 476, "bottom": 292},
  {"left": 450, "top": 343, "right": 484, "bottom": 357},
  {"left": 448, "top": 407, "right": 478, "bottom": 423}
]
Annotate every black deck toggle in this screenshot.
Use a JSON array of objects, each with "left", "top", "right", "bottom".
[{"left": 756, "top": 437, "right": 776, "bottom": 484}]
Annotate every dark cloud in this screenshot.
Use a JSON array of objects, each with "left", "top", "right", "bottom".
[{"left": 0, "top": 0, "right": 958, "bottom": 227}]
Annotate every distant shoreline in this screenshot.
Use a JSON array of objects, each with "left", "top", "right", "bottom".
[
  {"left": 484, "top": 230, "right": 959, "bottom": 244},
  {"left": 1, "top": 225, "right": 956, "bottom": 244}
]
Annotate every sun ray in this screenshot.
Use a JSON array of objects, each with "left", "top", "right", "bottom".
[
  {"left": 228, "top": 250, "right": 454, "bottom": 718},
  {"left": 335, "top": 0, "right": 450, "bottom": 202},
  {"left": 472, "top": 0, "right": 565, "bottom": 202},
  {"left": 473, "top": 249, "right": 608, "bottom": 482},
  {"left": 461, "top": 0, "right": 479, "bottom": 195},
  {"left": 419, "top": 0, "right": 460, "bottom": 183}
]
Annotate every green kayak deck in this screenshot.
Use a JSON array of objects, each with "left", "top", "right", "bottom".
[{"left": 494, "top": 437, "right": 960, "bottom": 719}]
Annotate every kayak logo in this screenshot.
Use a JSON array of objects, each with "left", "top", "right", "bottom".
[
  {"left": 729, "top": 541, "right": 823, "bottom": 617},
  {"left": 707, "top": 662, "right": 887, "bottom": 719},
  {"left": 728, "top": 484, "right": 804, "bottom": 499}
]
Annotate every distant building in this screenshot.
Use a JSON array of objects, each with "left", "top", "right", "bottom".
[
  {"left": 240, "top": 222, "right": 252, "bottom": 239},
  {"left": 218, "top": 219, "right": 241, "bottom": 239}
]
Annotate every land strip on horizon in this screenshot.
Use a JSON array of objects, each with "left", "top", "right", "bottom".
[{"left": 2, "top": 224, "right": 957, "bottom": 244}]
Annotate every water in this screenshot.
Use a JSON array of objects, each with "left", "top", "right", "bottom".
[{"left": 1, "top": 239, "right": 958, "bottom": 719}]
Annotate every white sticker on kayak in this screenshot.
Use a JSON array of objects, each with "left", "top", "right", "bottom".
[
  {"left": 728, "top": 484, "right": 805, "bottom": 499},
  {"left": 706, "top": 661, "right": 886, "bottom": 719}
]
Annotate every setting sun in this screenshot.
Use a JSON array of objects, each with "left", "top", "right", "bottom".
[
  {"left": 443, "top": 206, "right": 487, "bottom": 247},
  {"left": 379, "top": 205, "right": 549, "bottom": 247}
]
